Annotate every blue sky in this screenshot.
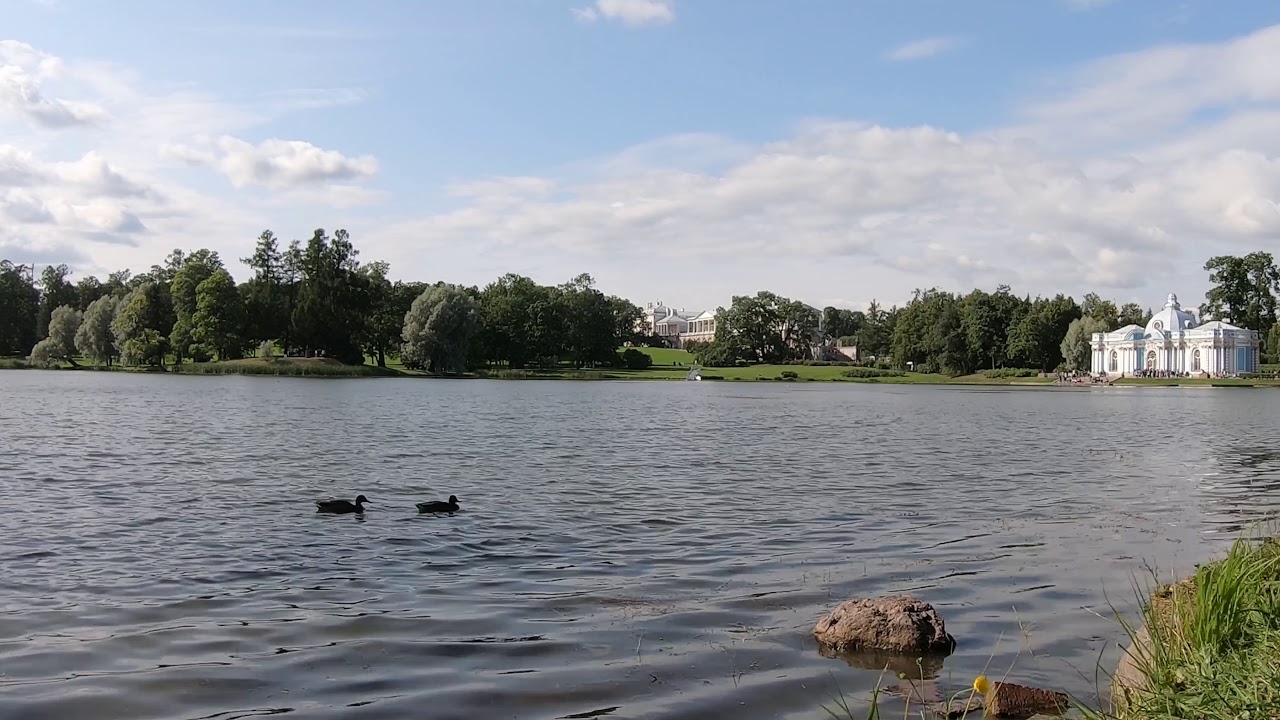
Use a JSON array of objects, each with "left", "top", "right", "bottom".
[{"left": 4, "top": 0, "right": 1280, "bottom": 312}]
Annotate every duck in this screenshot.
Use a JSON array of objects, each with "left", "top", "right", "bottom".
[
  {"left": 416, "top": 495, "right": 460, "bottom": 513},
  {"left": 316, "top": 495, "right": 369, "bottom": 514}
]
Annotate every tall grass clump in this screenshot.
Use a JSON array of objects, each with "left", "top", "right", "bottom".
[{"left": 1101, "top": 533, "right": 1280, "bottom": 719}]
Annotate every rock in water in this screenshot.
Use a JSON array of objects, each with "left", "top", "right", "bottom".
[
  {"left": 812, "top": 595, "right": 956, "bottom": 654},
  {"left": 975, "top": 676, "right": 1070, "bottom": 718}
]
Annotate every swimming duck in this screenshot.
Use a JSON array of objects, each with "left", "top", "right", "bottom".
[
  {"left": 416, "top": 495, "right": 459, "bottom": 513},
  {"left": 316, "top": 495, "right": 369, "bottom": 514}
]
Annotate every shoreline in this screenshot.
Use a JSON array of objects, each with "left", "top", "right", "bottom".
[
  {"left": 5, "top": 359, "right": 1280, "bottom": 388},
  {"left": 1108, "top": 536, "right": 1278, "bottom": 719}
]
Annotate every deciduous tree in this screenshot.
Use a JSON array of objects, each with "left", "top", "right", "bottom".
[
  {"left": 76, "top": 295, "right": 119, "bottom": 367},
  {"left": 401, "top": 283, "right": 480, "bottom": 374}
]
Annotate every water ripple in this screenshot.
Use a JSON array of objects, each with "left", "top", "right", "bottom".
[{"left": 0, "top": 373, "right": 1277, "bottom": 719}]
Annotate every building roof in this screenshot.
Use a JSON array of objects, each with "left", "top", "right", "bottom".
[
  {"left": 1195, "top": 319, "right": 1246, "bottom": 333},
  {"left": 1145, "top": 293, "right": 1197, "bottom": 336}
]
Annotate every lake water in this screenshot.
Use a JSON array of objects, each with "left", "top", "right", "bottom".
[{"left": 1, "top": 372, "right": 1278, "bottom": 720}]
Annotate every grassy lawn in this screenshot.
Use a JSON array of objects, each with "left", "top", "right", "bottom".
[
  {"left": 1106, "top": 536, "right": 1280, "bottom": 720},
  {"left": 629, "top": 346, "right": 697, "bottom": 366}
]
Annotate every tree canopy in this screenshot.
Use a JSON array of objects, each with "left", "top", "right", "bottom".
[{"left": 4, "top": 242, "right": 1277, "bottom": 375}]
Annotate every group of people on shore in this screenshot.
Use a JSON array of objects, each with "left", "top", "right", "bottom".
[{"left": 1054, "top": 370, "right": 1112, "bottom": 385}]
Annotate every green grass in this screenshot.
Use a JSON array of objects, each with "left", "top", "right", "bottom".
[
  {"left": 629, "top": 346, "right": 697, "bottom": 366},
  {"left": 1098, "top": 534, "right": 1280, "bottom": 720},
  {"left": 0, "top": 358, "right": 32, "bottom": 369}
]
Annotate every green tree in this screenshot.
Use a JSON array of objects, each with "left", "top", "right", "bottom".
[
  {"left": 609, "top": 295, "right": 645, "bottom": 346},
  {"left": 560, "top": 274, "right": 618, "bottom": 368},
  {"left": 1059, "top": 316, "right": 1107, "bottom": 372},
  {"left": 291, "top": 229, "right": 368, "bottom": 363},
  {"left": 401, "top": 283, "right": 480, "bottom": 374},
  {"left": 240, "top": 230, "right": 294, "bottom": 350},
  {"left": 76, "top": 295, "right": 120, "bottom": 367},
  {"left": 712, "top": 291, "right": 813, "bottom": 364},
  {"left": 112, "top": 282, "right": 171, "bottom": 367},
  {"left": 0, "top": 260, "right": 39, "bottom": 356},
  {"left": 358, "top": 262, "right": 421, "bottom": 367},
  {"left": 821, "top": 307, "right": 865, "bottom": 342},
  {"left": 1201, "top": 253, "right": 1280, "bottom": 356},
  {"left": 855, "top": 300, "right": 893, "bottom": 359},
  {"left": 1267, "top": 322, "right": 1280, "bottom": 365},
  {"left": 477, "top": 274, "right": 567, "bottom": 368},
  {"left": 960, "top": 285, "right": 1025, "bottom": 370},
  {"left": 36, "top": 264, "right": 76, "bottom": 339},
  {"left": 890, "top": 289, "right": 972, "bottom": 374},
  {"left": 191, "top": 269, "right": 246, "bottom": 360},
  {"left": 1080, "top": 292, "right": 1120, "bottom": 330},
  {"left": 75, "top": 276, "right": 108, "bottom": 311},
  {"left": 168, "top": 248, "right": 224, "bottom": 364},
  {"left": 1008, "top": 295, "right": 1082, "bottom": 372},
  {"left": 1117, "top": 302, "right": 1149, "bottom": 328},
  {"left": 35, "top": 305, "right": 83, "bottom": 366}
]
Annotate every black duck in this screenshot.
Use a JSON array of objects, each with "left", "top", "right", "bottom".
[
  {"left": 316, "top": 495, "right": 369, "bottom": 514},
  {"left": 416, "top": 495, "right": 459, "bottom": 513}
]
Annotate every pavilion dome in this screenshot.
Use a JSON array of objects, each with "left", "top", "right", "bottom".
[{"left": 1145, "top": 293, "right": 1197, "bottom": 335}]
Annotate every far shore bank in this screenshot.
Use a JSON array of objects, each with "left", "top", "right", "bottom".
[{"left": 5, "top": 356, "right": 1280, "bottom": 388}]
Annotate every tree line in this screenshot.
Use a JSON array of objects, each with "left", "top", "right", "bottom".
[
  {"left": 686, "top": 251, "right": 1280, "bottom": 374},
  {"left": 3, "top": 240, "right": 1277, "bottom": 375},
  {"left": 1, "top": 229, "right": 649, "bottom": 373}
]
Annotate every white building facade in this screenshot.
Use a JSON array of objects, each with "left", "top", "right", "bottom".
[{"left": 1090, "top": 293, "right": 1262, "bottom": 376}]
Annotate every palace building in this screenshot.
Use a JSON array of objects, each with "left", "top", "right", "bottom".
[{"left": 1090, "top": 293, "right": 1261, "bottom": 376}]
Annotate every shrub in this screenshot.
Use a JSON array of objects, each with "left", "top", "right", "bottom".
[
  {"left": 982, "top": 368, "right": 1039, "bottom": 378},
  {"left": 27, "top": 339, "right": 57, "bottom": 368},
  {"left": 780, "top": 370, "right": 799, "bottom": 380},
  {"left": 260, "top": 339, "right": 276, "bottom": 361},
  {"left": 620, "top": 348, "right": 652, "bottom": 370},
  {"left": 188, "top": 343, "right": 214, "bottom": 363},
  {"left": 841, "top": 367, "right": 906, "bottom": 379}
]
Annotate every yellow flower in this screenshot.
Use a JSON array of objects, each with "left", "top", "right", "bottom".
[{"left": 973, "top": 675, "right": 991, "bottom": 695}]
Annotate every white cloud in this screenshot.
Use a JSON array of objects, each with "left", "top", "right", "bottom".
[
  {"left": 371, "top": 17, "right": 1280, "bottom": 309},
  {"left": 167, "top": 135, "right": 378, "bottom": 189},
  {"left": 5, "top": 24, "right": 1280, "bottom": 315},
  {"left": 0, "top": 40, "right": 109, "bottom": 127},
  {"left": 573, "top": 0, "right": 675, "bottom": 27},
  {"left": 886, "top": 36, "right": 965, "bottom": 61}
]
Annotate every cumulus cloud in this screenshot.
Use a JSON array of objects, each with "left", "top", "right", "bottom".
[
  {"left": 363, "top": 22, "right": 1280, "bottom": 309},
  {"left": 0, "top": 40, "right": 109, "bottom": 127},
  {"left": 886, "top": 36, "right": 965, "bottom": 61},
  {"left": 0, "top": 144, "right": 48, "bottom": 185},
  {"left": 167, "top": 135, "right": 378, "bottom": 189},
  {"left": 573, "top": 0, "right": 675, "bottom": 27}
]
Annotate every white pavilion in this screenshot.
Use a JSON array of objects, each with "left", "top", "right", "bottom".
[{"left": 1090, "top": 293, "right": 1262, "bottom": 377}]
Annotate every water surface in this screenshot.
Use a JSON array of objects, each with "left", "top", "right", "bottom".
[{"left": 1, "top": 372, "right": 1277, "bottom": 719}]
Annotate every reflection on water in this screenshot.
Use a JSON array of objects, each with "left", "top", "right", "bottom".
[{"left": 0, "top": 374, "right": 1277, "bottom": 719}]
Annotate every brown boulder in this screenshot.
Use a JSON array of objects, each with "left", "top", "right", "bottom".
[
  {"left": 974, "top": 675, "right": 1069, "bottom": 717},
  {"left": 812, "top": 595, "right": 956, "bottom": 655}
]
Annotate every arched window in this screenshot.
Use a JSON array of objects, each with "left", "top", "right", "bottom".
[
  {"left": 1146, "top": 350, "right": 1157, "bottom": 369},
  {"left": 1109, "top": 350, "right": 1118, "bottom": 372},
  {"left": 1192, "top": 348, "right": 1201, "bottom": 372}
]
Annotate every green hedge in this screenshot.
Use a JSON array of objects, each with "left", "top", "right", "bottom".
[
  {"left": 982, "top": 368, "right": 1039, "bottom": 378},
  {"left": 841, "top": 367, "right": 906, "bottom": 378}
]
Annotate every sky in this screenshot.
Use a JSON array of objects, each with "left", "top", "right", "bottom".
[{"left": 3, "top": 0, "right": 1280, "bottom": 314}]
